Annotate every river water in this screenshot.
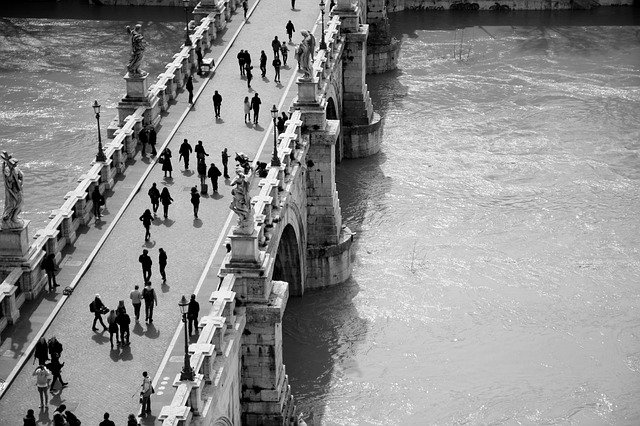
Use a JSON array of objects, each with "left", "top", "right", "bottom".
[{"left": 1, "top": 5, "right": 640, "bottom": 426}]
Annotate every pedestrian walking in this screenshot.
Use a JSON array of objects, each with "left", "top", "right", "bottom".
[
  {"left": 91, "top": 185, "right": 104, "bottom": 221},
  {"left": 251, "top": 93, "right": 262, "bottom": 124},
  {"left": 273, "top": 56, "right": 282, "bottom": 83},
  {"left": 244, "top": 50, "right": 252, "bottom": 66},
  {"left": 23, "top": 409, "right": 37, "bottom": 426},
  {"left": 246, "top": 64, "right": 253, "bottom": 89},
  {"left": 140, "top": 371, "right": 153, "bottom": 416},
  {"left": 195, "top": 45, "right": 203, "bottom": 75},
  {"left": 117, "top": 300, "right": 126, "bottom": 316},
  {"left": 130, "top": 284, "right": 142, "bottom": 321},
  {"left": 138, "top": 126, "right": 148, "bottom": 156},
  {"left": 139, "top": 249, "right": 152, "bottom": 283},
  {"left": 281, "top": 43, "right": 289, "bottom": 66},
  {"left": 160, "top": 187, "right": 173, "bottom": 219},
  {"left": 116, "top": 308, "right": 131, "bottom": 346},
  {"left": 243, "top": 96, "right": 251, "bottom": 123},
  {"left": 286, "top": 20, "right": 295, "bottom": 42},
  {"left": 242, "top": 0, "right": 248, "bottom": 18},
  {"left": 195, "top": 140, "right": 209, "bottom": 160},
  {"left": 259, "top": 50, "right": 267, "bottom": 78},
  {"left": 277, "top": 115, "right": 286, "bottom": 134},
  {"left": 190, "top": 186, "right": 201, "bottom": 218},
  {"left": 139, "top": 209, "right": 153, "bottom": 241},
  {"left": 142, "top": 283, "right": 157, "bottom": 323},
  {"left": 127, "top": 414, "right": 139, "bottom": 426},
  {"left": 99, "top": 412, "right": 116, "bottom": 426},
  {"left": 148, "top": 126, "right": 157, "bottom": 157},
  {"left": 291, "top": 0, "right": 296, "bottom": 9},
  {"left": 212, "top": 90, "right": 222, "bottom": 118},
  {"left": 41, "top": 253, "right": 59, "bottom": 292},
  {"left": 188, "top": 294, "right": 200, "bottom": 336},
  {"left": 186, "top": 75, "right": 194, "bottom": 104},
  {"left": 47, "top": 353, "right": 67, "bottom": 392},
  {"left": 221, "top": 148, "right": 230, "bottom": 178},
  {"left": 158, "top": 248, "right": 167, "bottom": 282},
  {"left": 207, "top": 162, "right": 222, "bottom": 192},
  {"left": 179, "top": 139, "right": 193, "bottom": 170},
  {"left": 148, "top": 182, "right": 160, "bottom": 215},
  {"left": 237, "top": 49, "right": 246, "bottom": 76},
  {"left": 107, "top": 309, "right": 120, "bottom": 348},
  {"left": 33, "top": 364, "right": 51, "bottom": 408},
  {"left": 160, "top": 147, "right": 173, "bottom": 178},
  {"left": 48, "top": 336, "right": 62, "bottom": 360},
  {"left": 34, "top": 337, "right": 49, "bottom": 366},
  {"left": 197, "top": 156, "right": 207, "bottom": 193},
  {"left": 272, "top": 36, "right": 282, "bottom": 58},
  {"left": 90, "top": 294, "right": 108, "bottom": 331}
]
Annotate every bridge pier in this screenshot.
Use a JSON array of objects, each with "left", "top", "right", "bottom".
[
  {"left": 336, "top": 2, "right": 384, "bottom": 159},
  {"left": 365, "top": 0, "right": 400, "bottom": 74}
]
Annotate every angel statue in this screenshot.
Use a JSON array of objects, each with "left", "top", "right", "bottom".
[
  {"left": 126, "top": 24, "right": 148, "bottom": 76},
  {"left": 295, "top": 30, "right": 316, "bottom": 80},
  {"left": 229, "top": 167, "right": 254, "bottom": 233},
  {"left": 1, "top": 151, "right": 25, "bottom": 230}
]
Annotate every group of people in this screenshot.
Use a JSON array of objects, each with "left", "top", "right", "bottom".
[{"left": 89, "top": 295, "right": 132, "bottom": 349}]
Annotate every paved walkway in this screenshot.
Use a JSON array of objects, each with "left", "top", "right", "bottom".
[{"left": 0, "top": 0, "right": 322, "bottom": 423}]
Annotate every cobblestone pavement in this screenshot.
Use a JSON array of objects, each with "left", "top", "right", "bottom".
[{"left": 0, "top": 0, "right": 321, "bottom": 423}]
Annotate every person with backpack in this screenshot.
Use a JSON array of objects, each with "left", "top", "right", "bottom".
[
  {"left": 33, "top": 364, "right": 51, "bottom": 408},
  {"left": 148, "top": 182, "right": 161, "bottom": 216},
  {"left": 91, "top": 294, "right": 108, "bottom": 332},
  {"left": 142, "top": 283, "right": 157, "bottom": 323}
]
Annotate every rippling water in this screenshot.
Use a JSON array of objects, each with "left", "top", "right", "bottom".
[
  {"left": 284, "top": 11, "right": 640, "bottom": 425},
  {"left": 0, "top": 9, "right": 183, "bottom": 228}
]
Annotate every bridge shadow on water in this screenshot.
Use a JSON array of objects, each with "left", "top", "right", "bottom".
[{"left": 283, "top": 145, "right": 392, "bottom": 423}]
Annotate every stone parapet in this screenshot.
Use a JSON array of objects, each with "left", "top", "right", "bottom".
[{"left": 342, "top": 111, "right": 383, "bottom": 158}]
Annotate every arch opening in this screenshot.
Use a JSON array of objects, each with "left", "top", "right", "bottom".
[
  {"left": 273, "top": 224, "right": 303, "bottom": 296},
  {"left": 326, "top": 97, "right": 342, "bottom": 163}
]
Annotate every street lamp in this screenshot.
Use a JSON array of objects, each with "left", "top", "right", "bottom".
[
  {"left": 178, "top": 295, "right": 194, "bottom": 381},
  {"left": 182, "top": 0, "right": 192, "bottom": 47},
  {"left": 92, "top": 100, "right": 106, "bottom": 162},
  {"left": 319, "top": 0, "right": 327, "bottom": 50},
  {"left": 270, "top": 105, "right": 280, "bottom": 167}
]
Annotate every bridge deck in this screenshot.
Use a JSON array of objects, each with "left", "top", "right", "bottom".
[{"left": 0, "top": 0, "right": 321, "bottom": 423}]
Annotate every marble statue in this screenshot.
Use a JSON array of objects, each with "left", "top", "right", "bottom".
[
  {"left": 229, "top": 167, "right": 253, "bottom": 232},
  {"left": 126, "top": 24, "right": 147, "bottom": 76},
  {"left": 295, "top": 30, "right": 316, "bottom": 79},
  {"left": 1, "top": 151, "right": 24, "bottom": 230}
]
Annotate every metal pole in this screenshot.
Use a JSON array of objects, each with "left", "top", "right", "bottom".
[
  {"left": 180, "top": 312, "right": 194, "bottom": 381},
  {"left": 271, "top": 116, "right": 280, "bottom": 167},
  {"left": 320, "top": 8, "right": 327, "bottom": 50},
  {"left": 95, "top": 112, "right": 106, "bottom": 162}
]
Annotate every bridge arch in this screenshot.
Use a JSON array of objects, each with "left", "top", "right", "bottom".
[
  {"left": 214, "top": 417, "right": 233, "bottom": 426},
  {"left": 273, "top": 224, "right": 303, "bottom": 296}
]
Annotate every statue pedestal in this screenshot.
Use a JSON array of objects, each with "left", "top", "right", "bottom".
[
  {"left": 295, "top": 77, "right": 318, "bottom": 105},
  {"left": 0, "top": 220, "right": 30, "bottom": 257},
  {"left": 124, "top": 72, "right": 149, "bottom": 100},
  {"left": 229, "top": 226, "right": 259, "bottom": 264}
]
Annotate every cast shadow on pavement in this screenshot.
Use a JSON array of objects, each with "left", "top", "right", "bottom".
[
  {"left": 162, "top": 218, "right": 175, "bottom": 227},
  {"left": 91, "top": 332, "right": 109, "bottom": 346},
  {"left": 132, "top": 322, "right": 145, "bottom": 337},
  {"left": 144, "top": 324, "right": 159, "bottom": 339},
  {"left": 193, "top": 218, "right": 203, "bottom": 228}
]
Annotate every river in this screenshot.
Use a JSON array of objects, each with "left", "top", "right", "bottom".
[{"left": 1, "top": 5, "right": 640, "bottom": 426}]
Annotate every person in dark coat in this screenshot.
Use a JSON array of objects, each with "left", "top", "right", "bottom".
[
  {"left": 116, "top": 309, "right": 131, "bottom": 346},
  {"left": 179, "top": 139, "right": 193, "bottom": 170},
  {"left": 186, "top": 75, "right": 194, "bottom": 104},
  {"left": 271, "top": 36, "right": 281, "bottom": 58},
  {"left": 148, "top": 126, "right": 157, "bottom": 156},
  {"left": 47, "top": 356, "right": 67, "bottom": 391},
  {"left": 42, "top": 253, "right": 59, "bottom": 292},
  {"left": 244, "top": 50, "right": 252, "bottom": 67},
  {"left": 160, "top": 187, "right": 173, "bottom": 219},
  {"left": 212, "top": 90, "right": 222, "bottom": 119},
  {"left": 148, "top": 182, "right": 160, "bottom": 216},
  {"left": 91, "top": 185, "right": 104, "bottom": 220},
  {"left": 281, "top": 43, "right": 289, "bottom": 66},
  {"left": 139, "top": 209, "right": 153, "bottom": 241},
  {"left": 273, "top": 56, "right": 282, "bottom": 83},
  {"left": 138, "top": 249, "right": 152, "bottom": 283},
  {"left": 242, "top": 0, "right": 248, "bottom": 18},
  {"left": 161, "top": 147, "right": 173, "bottom": 178},
  {"left": 127, "top": 414, "right": 139, "bottom": 426},
  {"left": 91, "top": 294, "right": 108, "bottom": 332},
  {"left": 34, "top": 337, "right": 49, "bottom": 366},
  {"left": 195, "top": 141, "right": 209, "bottom": 159},
  {"left": 142, "top": 283, "right": 157, "bottom": 323},
  {"left": 99, "top": 412, "right": 116, "bottom": 426},
  {"left": 107, "top": 309, "right": 119, "bottom": 349},
  {"left": 195, "top": 45, "right": 203, "bottom": 75},
  {"left": 190, "top": 186, "right": 201, "bottom": 219},
  {"left": 251, "top": 93, "right": 261, "bottom": 124},
  {"left": 23, "top": 409, "right": 36, "bottom": 426},
  {"left": 64, "top": 411, "right": 81, "bottom": 426},
  {"left": 259, "top": 50, "right": 267, "bottom": 78},
  {"left": 138, "top": 127, "right": 148, "bottom": 156},
  {"left": 48, "top": 336, "right": 62, "bottom": 360},
  {"left": 245, "top": 64, "right": 253, "bottom": 89},
  {"left": 286, "top": 20, "right": 295, "bottom": 42},
  {"left": 237, "top": 49, "right": 245, "bottom": 76},
  {"left": 158, "top": 248, "right": 167, "bottom": 283},
  {"left": 207, "top": 163, "right": 222, "bottom": 193},
  {"left": 221, "top": 148, "right": 230, "bottom": 179},
  {"left": 187, "top": 294, "right": 200, "bottom": 336}
]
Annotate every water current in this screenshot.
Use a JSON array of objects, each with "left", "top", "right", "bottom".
[{"left": 1, "top": 4, "right": 640, "bottom": 425}]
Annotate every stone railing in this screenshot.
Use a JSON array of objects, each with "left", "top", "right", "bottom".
[{"left": 310, "top": 16, "right": 342, "bottom": 95}]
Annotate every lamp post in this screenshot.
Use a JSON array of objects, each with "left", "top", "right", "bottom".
[
  {"left": 270, "top": 105, "right": 280, "bottom": 167},
  {"left": 92, "top": 100, "right": 106, "bottom": 162},
  {"left": 178, "top": 295, "right": 194, "bottom": 381},
  {"left": 182, "top": 0, "right": 192, "bottom": 47},
  {"left": 319, "top": 0, "right": 327, "bottom": 50}
]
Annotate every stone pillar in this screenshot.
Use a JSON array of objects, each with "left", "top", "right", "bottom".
[
  {"left": 0, "top": 222, "right": 47, "bottom": 300},
  {"left": 114, "top": 72, "right": 158, "bottom": 131},
  {"left": 220, "top": 228, "right": 294, "bottom": 425},
  {"left": 338, "top": 6, "right": 384, "bottom": 159},
  {"left": 366, "top": 0, "right": 400, "bottom": 74}
]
